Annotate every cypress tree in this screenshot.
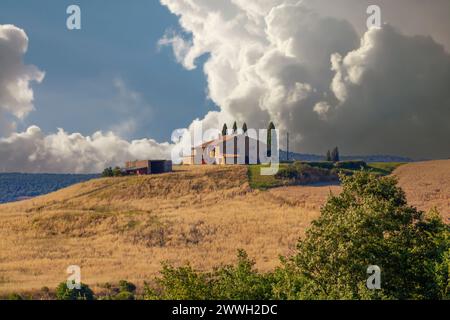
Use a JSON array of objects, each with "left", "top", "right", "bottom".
[
  {"left": 222, "top": 124, "right": 228, "bottom": 136},
  {"left": 331, "top": 147, "right": 340, "bottom": 162},
  {"left": 232, "top": 121, "right": 238, "bottom": 134},
  {"left": 326, "top": 150, "right": 332, "bottom": 162},
  {"left": 242, "top": 122, "right": 248, "bottom": 133},
  {"left": 267, "top": 122, "right": 276, "bottom": 157}
]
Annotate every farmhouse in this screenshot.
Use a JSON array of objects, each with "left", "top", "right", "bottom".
[
  {"left": 183, "top": 134, "right": 267, "bottom": 165},
  {"left": 123, "top": 160, "right": 172, "bottom": 175}
]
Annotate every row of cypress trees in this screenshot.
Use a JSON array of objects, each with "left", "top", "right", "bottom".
[{"left": 221, "top": 121, "right": 276, "bottom": 156}]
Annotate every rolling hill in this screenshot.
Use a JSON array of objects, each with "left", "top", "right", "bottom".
[{"left": 0, "top": 160, "right": 448, "bottom": 295}]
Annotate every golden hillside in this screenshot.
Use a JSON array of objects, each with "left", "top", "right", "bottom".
[
  {"left": 0, "top": 165, "right": 321, "bottom": 294},
  {"left": 393, "top": 160, "right": 450, "bottom": 224},
  {"left": 0, "top": 160, "right": 448, "bottom": 294}
]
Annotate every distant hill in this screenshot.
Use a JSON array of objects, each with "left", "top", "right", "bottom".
[
  {"left": 279, "top": 150, "right": 413, "bottom": 163},
  {"left": 0, "top": 173, "right": 98, "bottom": 204}
]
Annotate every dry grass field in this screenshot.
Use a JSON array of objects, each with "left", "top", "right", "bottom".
[
  {"left": 394, "top": 160, "right": 450, "bottom": 224},
  {"left": 0, "top": 160, "right": 448, "bottom": 295},
  {"left": 0, "top": 165, "right": 321, "bottom": 295}
]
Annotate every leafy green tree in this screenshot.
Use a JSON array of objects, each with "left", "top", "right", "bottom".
[
  {"left": 56, "top": 282, "right": 95, "bottom": 300},
  {"left": 232, "top": 121, "right": 238, "bottom": 134},
  {"left": 119, "top": 280, "right": 136, "bottom": 293},
  {"left": 112, "top": 166, "right": 123, "bottom": 177},
  {"left": 242, "top": 123, "right": 248, "bottom": 133},
  {"left": 284, "top": 171, "right": 449, "bottom": 299},
  {"left": 267, "top": 122, "right": 276, "bottom": 157},
  {"left": 222, "top": 123, "right": 228, "bottom": 136},
  {"left": 101, "top": 167, "right": 114, "bottom": 177},
  {"left": 210, "top": 250, "right": 274, "bottom": 300},
  {"left": 147, "top": 263, "right": 213, "bottom": 300},
  {"left": 144, "top": 251, "right": 273, "bottom": 300}
]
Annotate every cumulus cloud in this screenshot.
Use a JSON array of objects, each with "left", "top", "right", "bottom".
[
  {"left": 160, "top": 0, "right": 450, "bottom": 159},
  {"left": 2, "top": 1, "right": 450, "bottom": 174},
  {"left": 0, "top": 24, "right": 44, "bottom": 135},
  {"left": 0, "top": 126, "right": 171, "bottom": 173},
  {"left": 0, "top": 24, "right": 171, "bottom": 173}
]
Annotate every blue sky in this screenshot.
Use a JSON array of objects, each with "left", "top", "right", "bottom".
[
  {"left": 0, "top": 0, "right": 216, "bottom": 142},
  {"left": 1, "top": 0, "right": 450, "bottom": 170}
]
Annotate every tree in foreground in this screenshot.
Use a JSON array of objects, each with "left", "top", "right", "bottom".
[
  {"left": 56, "top": 282, "right": 95, "bottom": 300},
  {"left": 145, "top": 171, "right": 449, "bottom": 300},
  {"left": 144, "top": 250, "right": 273, "bottom": 300},
  {"left": 280, "top": 171, "right": 449, "bottom": 299}
]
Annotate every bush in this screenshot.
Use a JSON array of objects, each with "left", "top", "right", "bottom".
[
  {"left": 119, "top": 280, "right": 136, "bottom": 293},
  {"left": 335, "top": 160, "right": 368, "bottom": 170},
  {"left": 8, "top": 293, "right": 23, "bottom": 300},
  {"left": 146, "top": 263, "right": 212, "bottom": 300},
  {"left": 275, "top": 165, "right": 300, "bottom": 179},
  {"left": 56, "top": 282, "right": 95, "bottom": 300},
  {"left": 113, "top": 167, "right": 123, "bottom": 177},
  {"left": 283, "top": 171, "right": 449, "bottom": 299},
  {"left": 101, "top": 167, "right": 114, "bottom": 177},
  {"left": 145, "top": 250, "right": 273, "bottom": 300},
  {"left": 275, "top": 163, "right": 338, "bottom": 185},
  {"left": 113, "top": 291, "right": 135, "bottom": 300},
  {"left": 209, "top": 250, "right": 274, "bottom": 300},
  {"left": 301, "top": 161, "right": 335, "bottom": 170}
]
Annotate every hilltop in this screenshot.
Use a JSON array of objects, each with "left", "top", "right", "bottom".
[{"left": 0, "top": 161, "right": 448, "bottom": 294}]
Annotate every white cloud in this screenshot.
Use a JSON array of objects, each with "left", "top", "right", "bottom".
[
  {"left": 160, "top": 0, "right": 450, "bottom": 158},
  {"left": 0, "top": 126, "right": 171, "bottom": 173},
  {"left": 3, "top": 0, "right": 450, "bottom": 174},
  {"left": 313, "top": 101, "right": 331, "bottom": 119},
  {"left": 0, "top": 24, "right": 172, "bottom": 173},
  {"left": 0, "top": 24, "right": 44, "bottom": 135}
]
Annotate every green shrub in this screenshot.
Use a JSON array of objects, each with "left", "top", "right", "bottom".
[
  {"left": 283, "top": 171, "right": 449, "bottom": 299},
  {"left": 101, "top": 167, "right": 114, "bottom": 177},
  {"left": 335, "top": 160, "right": 368, "bottom": 170},
  {"left": 145, "top": 250, "right": 273, "bottom": 300},
  {"left": 119, "top": 280, "right": 136, "bottom": 293},
  {"left": 56, "top": 282, "right": 95, "bottom": 300},
  {"left": 148, "top": 263, "right": 212, "bottom": 300},
  {"left": 275, "top": 165, "right": 300, "bottom": 179},
  {"left": 113, "top": 291, "right": 135, "bottom": 300},
  {"left": 276, "top": 163, "right": 338, "bottom": 185},
  {"left": 300, "top": 161, "right": 335, "bottom": 170},
  {"left": 209, "top": 250, "right": 274, "bottom": 300},
  {"left": 8, "top": 293, "right": 23, "bottom": 300},
  {"left": 113, "top": 167, "right": 123, "bottom": 177}
]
